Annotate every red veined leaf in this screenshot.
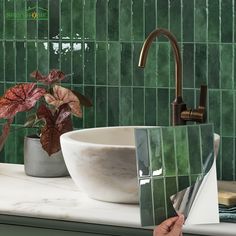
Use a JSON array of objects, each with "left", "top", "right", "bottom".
[
  {"left": 0, "top": 83, "right": 46, "bottom": 119},
  {"left": 44, "top": 85, "right": 82, "bottom": 117},
  {"left": 31, "top": 69, "right": 65, "bottom": 85},
  {"left": 37, "top": 104, "right": 73, "bottom": 156},
  {"left": 0, "top": 118, "right": 13, "bottom": 152},
  {"left": 72, "top": 90, "right": 93, "bottom": 107}
]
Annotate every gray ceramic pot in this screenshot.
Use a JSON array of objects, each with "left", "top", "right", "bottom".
[{"left": 24, "top": 135, "right": 69, "bottom": 177}]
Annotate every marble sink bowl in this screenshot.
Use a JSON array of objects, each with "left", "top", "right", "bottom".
[{"left": 60, "top": 126, "right": 220, "bottom": 204}]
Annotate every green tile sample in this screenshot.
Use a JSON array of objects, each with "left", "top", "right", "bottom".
[{"left": 135, "top": 124, "right": 214, "bottom": 226}]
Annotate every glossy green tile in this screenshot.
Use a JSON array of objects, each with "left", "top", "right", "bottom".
[
  {"left": 194, "top": 0, "right": 207, "bottom": 42},
  {"left": 96, "top": 86, "right": 107, "bottom": 127},
  {"left": 49, "top": 0, "right": 59, "bottom": 39},
  {"left": 96, "top": 43, "right": 107, "bottom": 85},
  {"left": 178, "top": 176, "right": 190, "bottom": 192},
  {"left": 208, "top": 0, "right": 219, "bottom": 42},
  {"left": 120, "top": 0, "right": 131, "bottom": 41},
  {"left": 221, "top": 0, "right": 233, "bottom": 43},
  {"left": 72, "top": 42, "right": 83, "bottom": 84},
  {"left": 156, "top": 0, "right": 168, "bottom": 41},
  {"left": 38, "top": 0, "right": 48, "bottom": 40},
  {"left": 145, "top": 0, "right": 156, "bottom": 37},
  {"left": 139, "top": 179, "right": 154, "bottom": 226},
  {"left": 220, "top": 44, "right": 233, "bottom": 89},
  {"left": 182, "top": 0, "right": 194, "bottom": 42},
  {"left": 195, "top": 44, "right": 207, "bottom": 87},
  {"left": 157, "top": 88, "right": 169, "bottom": 126},
  {"left": 170, "top": 0, "right": 181, "bottom": 41},
  {"left": 84, "top": 42, "right": 95, "bottom": 84},
  {"left": 133, "top": 88, "right": 144, "bottom": 125},
  {"left": 5, "top": 0, "right": 15, "bottom": 39},
  {"left": 145, "top": 88, "right": 157, "bottom": 126},
  {"left": 84, "top": 86, "right": 95, "bottom": 128},
  {"left": 27, "top": 0, "right": 37, "bottom": 39},
  {"left": 27, "top": 42, "right": 37, "bottom": 78},
  {"left": 16, "top": 42, "right": 26, "bottom": 82},
  {"left": 174, "top": 126, "right": 189, "bottom": 175},
  {"left": 222, "top": 137, "right": 234, "bottom": 180},
  {"left": 61, "top": 42, "right": 72, "bottom": 77},
  {"left": 149, "top": 129, "right": 163, "bottom": 176},
  {"left": 0, "top": 0, "right": 3, "bottom": 39},
  {"left": 49, "top": 41, "right": 59, "bottom": 69},
  {"left": 187, "top": 126, "right": 202, "bottom": 175},
  {"left": 208, "top": 44, "right": 220, "bottom": 89},
  {"left": 222, "top": 91, "right": 234, "bottom": 137},
  {"left": 108, "top": 0, "right": 119, "bottom": 41},
  {"left": 135, "top": 129, "right": 150, "bottom": 177},
  {"left": 183, "top": 89, "right": 195, "bottom": 109},
  {"left": 5, "top": 42, "right": 15, "bottom": 82},
  {"left": 15, "top": 127, "right": 27, "bottom": 164},
  {"left": 37, "top": 42, "right": 49, "bottom": 75},
  {"left": 132, "top": 0, "right": 144, "bottom": 41},
  {"left": 120, "top": 43, "right": 132, "bottom": 86},
  {"left": 15, "top": 0, "right": 26, "bottom": 39},
  {"left": 120, "top": 87, "right": 132, "bottom": 125},
  {"left": 153, "top": 177, "right": 166, "bottom": 224},
  {"left": 84, "top": 0, "right": 95, "bottom": 40},
  {"left": 96, "top": 0, "right": 107, "bottom": 41},
  {"left": 61, "top": 0, "right": 71, "bottom": 40},
  {"left": 183, "top": 44, "right": 194, "bottom": 88},
  {"left": 72, "top": 0, "right": 83, "bottom": 40},
  {"left": 133, "top": 43, "right": 144, "bottom": 86},
  {"left": 4, "top": 128, "right": 17, "bottom": 163},
  {"left": 108, "top": 87, "right": 119, "bottom": 126},
  {"left": 0, "top": 42, "right": 3, "bottom": 81}
]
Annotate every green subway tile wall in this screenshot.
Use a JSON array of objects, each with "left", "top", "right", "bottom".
[{"left": 0, "top": 0, "right": 235, "bottom": 181}]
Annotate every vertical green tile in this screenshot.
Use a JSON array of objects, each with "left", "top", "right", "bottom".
[
  {"left": 108, "top": 42, "right": 120, "bottom": 86},
  {"left": 49, "top": 0, "right": 59, "bottom": 39},
  {"left": 96, "top": 42, "right": 107, "bottom": 85},
  {"left": 38, "top": 0, "right": 48, "bottom": 40},
  {"left": 220, "top": 44, "right": 233, "bottom": 89},
  {"left": 15, "top": 0, "right": 26, "bottom": 39},
  {"left": 195, "top": 44, "right": 207, "bottom": 88},
  {"left": 178, "top": 176, "right": 190, "bottom": 191},
  {"left": 27, "top": 42, "right": 37, "bottom": 78},
  {"left": 16, "top": 42, "right": 26, "bottom": 82},
  {"left": 157, "top": 88, "right": 169, "bottom": 126},
  {"left": 5, "top": 42, "right": 15, "bottom": 82},
  {"left": 61, "top": 0, "right": 72, "bottom": 40},
  {"left": 108, "top": 0, "right": 119, "bottom": 41},
  {"left": 84, "top": 42, "right": 95, "bottom": 84},
  {"left": 195, "top": 0, "right": 207, "bottom": 42},
  {"left": 144, "top": 43, "right": 157, "bottom": 87},
  {"left": 0, "top": 0, "right": 3, "bottom": 39},
  {"left": 133, "top": 43, "right": 144, "bottom": 86},
  {"left": 153, "top": 178, "right": 166, "bottom": 224},
  {"left": 16, "top": 128, "right": 27, "bottom": 164},
  {"left": 108, "top": 87, "right": 119, "bottom": 126},
  {"left": 208, "top": 0, "right": 219, "bottom": 42},
  {"left": 49, "top": 42, "right": 59, "bottom": 69},
  {"left": 120, "top": 43, "right": 132, "bottom": 86},
  {"left": 165, "top": 177, "right": 178, "bottom": 218},
  {"left": 96, "top": 0, "right": 107, "bottom": 41},
  {"left": 162, "top": 127, "right": 176, "bottom": 176},
  {"left": 38, "top": 42, "right": 49, "bottom": 75},
  {"left": 139, "top": 179, "right": 154, "bottom": 226},
  {"left": 175, "top": 126, "right": 189, "bottom": 175},
  {"left": 72, "top": 85, "right": 83, "bottom": 129},
  {"left": 209, "top": 90, "right": 221, "bottom": 134},
  {"left": 84, "top": 0, "right": 95, "bottom": 40},
  {"left": 145, "top": 0, "right": 156, "bottom": 37},
  {"left": 132, "top": 0, "right": 144, "bottom": 41},
  {"left": 72, "top": 42, "right": 83, "bottom": 84},
  {"left": 4, "top": 128, "right": 16, "bottom": 163},
  {"left": 157, "top": 43, "right": 169, "bottom": 87},
  {"left": 182, "top": 0, "right": 194, "bottom": 42},
  {"left": 133, "top": 88, "right": 144, "bottom": 125},
  {"left": 187, "top": 126, "right": 202, "bottom": 175},
  {"left": 135, "top": 129, "right": 150, "bottom": 177},
  {"left": 156, "top": 0, "right": 168, "bottom": 31},
  {"left": 208, "top": 44, "right": 220, "bottom": 89},
  {"left": 120, "top": 87, "right": 132, "bottom": 125},
  {"left": 145, "top": 88, "right": 156, "bottom": 126},
  {"left": 221, "top": 0, "right": 233, "bottom": 42},
  {"left": 72, "top": 0, "right": 83, "bottom": 40},
  {"left": 222, "top": 137, "right": 234, "bottom": 180},
  {"left": 169, "top": 0, "right": 181, "bottom": 41},
  {"left": 84, "top": 86, "right": 95, "bottom": 128},
  {"left": 120, "top": 0, "right": 131, "bottom": 41},
  {"left": 5, "top": 0, "right": 15, "bottom": 39},
  {"left": 183, "top": 89, "right": 195, "bottom": 109},
  {"left": 61, "top": 42, "right": 72, "bottom": 77},
  {"left": 222, "top": 91, "right": 234, "bottom": 137},
  {"left": 96, "top": 86, "right": 107, "bottom": 127},
  {"left": 149, "top": 129, "right": 163, "bottom": 176},
  {"left": 183, "top": 44, "right": 194, "bottom": 88},
  {"left": 0, "top": 42, "right": 4, "bottom": 81},
  {"left": 27, "top": 0, "right": 37, "bottom": 39}
]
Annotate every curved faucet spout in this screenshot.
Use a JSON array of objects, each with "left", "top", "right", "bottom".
[{"left": 138, "top": 28, "right": 182, "bottom": 99}]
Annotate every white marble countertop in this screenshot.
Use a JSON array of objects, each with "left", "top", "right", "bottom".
[{"left": 0, "top": 163, "right": 236, "bottom": 236}]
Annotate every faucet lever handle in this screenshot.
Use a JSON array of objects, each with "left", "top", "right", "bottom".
[{"left": 199, "top": 85, "right": 207, "bottom": 109}]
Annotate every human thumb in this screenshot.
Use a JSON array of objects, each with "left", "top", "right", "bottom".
[{"left": 169, "top": 214, "right": 184, "bottom": 236}]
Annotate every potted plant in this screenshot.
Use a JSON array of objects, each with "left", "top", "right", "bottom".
[{"left": 0, "top": 69, "right": 92, "bottom": 177}]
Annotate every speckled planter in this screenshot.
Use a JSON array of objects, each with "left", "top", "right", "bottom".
[{"left": 24, "top": 135, "right": 69, "bottom": 177}]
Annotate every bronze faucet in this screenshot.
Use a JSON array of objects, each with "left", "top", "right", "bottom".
[{"left": 138, "top": 28, "right": 207, "bottom": 125}]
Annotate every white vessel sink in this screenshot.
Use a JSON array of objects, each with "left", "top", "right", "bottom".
[{"left": 60, "top": 126, "right": 220, "bottom": 204}]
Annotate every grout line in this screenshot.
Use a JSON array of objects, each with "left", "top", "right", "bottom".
[{"left": 94, "top": 0, "right": 97, "bottom": 127}]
